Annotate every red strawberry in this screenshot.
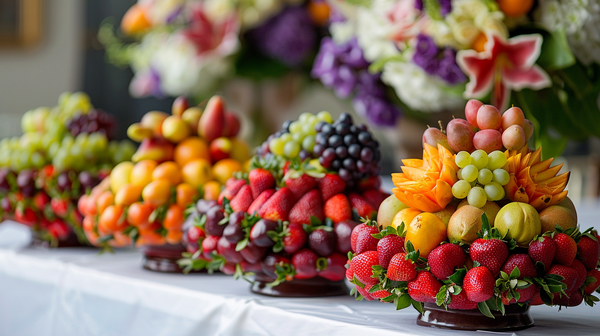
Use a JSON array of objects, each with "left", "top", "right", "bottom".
[
  {"left": 346, "top": 261, "right": 354, "bottom": 281},
  {"left": 258, "top": 187, "right": 294, "bottom": 221},
  {"left": 358, "top": 176, "right": 381, "bottom": 191},
  {"left": 349, "top": 193, "right": 376, "bottom": 219},
  {"left": 283, "top": 223, "right": 307, "bottom": 254},
  {"left": 292, "top": 248, "right": 318, "bottom": 279},
  {"left": 47, "top": 219, "right": 69, "bottom": 239},
  {"left": 33, "top": 192, "right": 50, "bottom": 210},
  {"left": 286, "top": 174, "right": 317, "bottom": 201},
  {"left": 201, "top": 235, "right": 220, "bottom": 260},
  {"left": 355, "top": 285, "right": 375, "bottom": 301},
  {"left": 51, "top": 198, "right": 69, "bottom": 218},
  {"left": 547, "top": 264, "right": 578, "bottom": 295},
  {"left": 448, "top": 290, "right": 478, "bottom": 310},
  {"left": 219, "top": 179, "right": 247, "bottom": 204},
  {"left": 261, "top": 254, "right": 291, "bottom": 278},
  {"left": 570, "top": 259, "right": 587, "bottom": 293},
  {"left": 318, "top": 174, "right": 346, "bottom": 202},
  {"left": 408, "top": 271, "right": 441, "bottom": 303},
  {"left": 469, "top": 238, "right": 508, "bottom": 276},
  {"left": 554, "top": 289, "right": 584, "bottom": 307},
  {"left": 240, "top": 260, "right": 263, "bottom": 273},
  {"left": 428, "top": 243, "right": 466, "bottom": 280},
  {"left": 463, "top": 266, "right": 495, "bottom": 302},
  {"left": 377, "top": 235, "right": 405, "bottom": 269},
  {"left": 282, "top": 161, "right": 291, "bottom": 176},
  {"left": 247, "top": 189, "right": 275, "bottom": 215},
  {"left": 351, "top": 223, "right": 379, "bottom": 253},
  {"left": 501, "top": 254, "right": 537, "bottom": 279},
  {"left": 350, "top": 251, "right": 380, "bottom": 285},
  {"left": 317, "top": 253, "right": 347, "bottom": 281},
  {"left": 577, "top": 236, "right": 599, "bottom": 271},
  {"left": 529, "top": 287, "right": 544, "bottom": 306},
  {"left": 15, "top": 207, "right": 37, "bottom": 226},
  {"left": 501, "top": 285, "right": 537, "bottom": 305},
  {"left": 528, "top": 235, "right": 556, "bottom": 272},
  {"left": 362, "top": 189, "right": 386, "bottom": 209},
  {"left": 355, "top": 229, "right": 379, "bottom": 254},
  {"left": 229, "top": 185, "right": 253, "bottom": 213},
  {"left": 387, "top": 252, "right": 417, "bottom": 281},
  {"left": 324, "top": 194, "right": 351, "bottom": 223},
  {"left": 553, "top": 233, "right": 577, "bottom": 266},
  {"left": 248, "top": 168, "right": 275, "bottom": 199},
  {"left": 288, "top": 189, "right": 324, "bottom": 225},
  {"left": 365, "top": 284, "right": 392, "bottom": 299},
  {"left": 584, "top": 269, "right": 600, "bottom": 295}
]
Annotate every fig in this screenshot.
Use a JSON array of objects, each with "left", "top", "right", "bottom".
[{"left": 495, "top": 202, "right": 541, "bottom": 247}]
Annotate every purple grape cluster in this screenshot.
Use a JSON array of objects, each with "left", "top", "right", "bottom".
[
  {"left": 313, "top": 112, "right": 381, "bottom": 185},
  {"left": 66, "top": 109, "right": 116, "bottom": 140},
  {"left": 412, "top": 34, "right": 465, "bottom": 85}
]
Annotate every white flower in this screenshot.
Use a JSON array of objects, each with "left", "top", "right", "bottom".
[{"left": 381, "top": 61, "right": 465, "bottom": 113}]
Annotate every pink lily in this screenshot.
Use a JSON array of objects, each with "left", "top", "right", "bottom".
[{"left": 456, "top": 34, "right": 551, "bottom": 111}]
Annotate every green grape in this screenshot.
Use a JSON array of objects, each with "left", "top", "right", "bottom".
[
  {"left": 279, "top": 133, "right": 292, "bottom": 143},
  {"left": 0, "top": 152, "right": 9, "bottom": 166},
  {"left": 61, "top": 136, "right": 74, "bottom": 149},
  {"left": 65, "top": 92, "right": 92, "bottom": 115},
  {"left": 31, "top": 152, "right": 45, "bottom": 169},
  {"left": 487, "top": 150, "right": 507, "bottom": 170},
  {"left": 269, "top": 138, "right": 285, "bottom": 155},
  {"left": 0, "top": 138, "right": 8, "bottom": 150},
  {"left": 471, "top": 150, "right": 488, "bottom": 170},
  {"left": 70, "top": 143, "right": 83, "bottom": 158},
  {"left": 455, "top": 151, "right": 472, "bottom": 168},
  {"left": 316, "top": 111, "right": 333, "bottom": 123},
  {"left": 302, "top": 135, "right": 315, "bottom": 151},
  {"left": 467, "top": 186, "right": 487, "bottom": 208},
  {"left": 302, "top": 123, "right": 315, "bottom": 135},
  {"left": 461, "top": 165, "right": 479, "bottom": 183},
  {"left": 299, "top": 113, "right": 312, "bottom": 123},
  {"left": 289, "top": 121, "right": 302, "bottom": 134},
  {"left": 492, "top": 169, "right": 510, "bottom": 186},
  {"left": 478, "top": 168, "right": 493, "bottom": 185},
  {"left": 21, "top": 110, "right": 35, "bottom": 133},
  {"left": 10, "top": 151, "right": 20, "bottom": 171},
  {"left": 283, "top": 141, "right": 300, "bottom": 158},
  {"left": 452, "top": 180, "right": 471, "bottom": 199},
  {"left": 48, "top": 142, "right": 60, "bottom": 158},
  {"left": 292, "top": 132, "right": 305, "bottom": 143},
  {"left": 484, "top": 182, "right": 505, "bottom": 201},
  {"left": 58, "top": 91, "right": 72, "bottom": 106},
  {"left": 41, "top": 133, "right": 58, "bottom": 151},
  {"left": 18, "top": 150, "right": 32, "bottom": 169},
  {"left": 457, "top": 168, "right": 463, "bottom": 180}
]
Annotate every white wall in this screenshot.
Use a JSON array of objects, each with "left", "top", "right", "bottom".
[{"left": 0, "top": 0, "right": 83, "bottom": 137}]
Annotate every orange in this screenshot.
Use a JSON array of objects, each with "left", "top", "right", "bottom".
[
  {"left": 164, "top": 204, "right": 184, "bottom": 230},
  {"left": 182, "top": 158, "right": 212, "bottom": 188},
  {"left": 83, "top": 215, "right": 95, "bottom": 232},
  {"left": 391, "top": 208, "right": 422, "bottom": 233},
  {"left": 99, "top": 205, "right": 127, "bottom": 233},
  {"left": 472, "top": 32, "right": 488, "bottom": 53},
  {"left": 85, "top": 230, "right": 99, "bottom": 246},
  {"left": 110, "top": 232, "right": 132, "bottom": 248},
  {"left": 135, "top": 232, "right": 165, "bottom": 247},
  {"left": 307, "top": 0, "right": 331, "bottom": 26},
  {"left": 152, "top": 161, "right": 182, "bottom": 185},
  {"left": 405, "top": 213, "right": 447, "bottom": 258},
  {"left": 174, "top": 136, "right": 210, "bottom": 167},
  {"left": 121, "top": 4, "right": 151, "bottom": 35},
  {"left": 142, "top": 180, "right": 172, "bottom": 206},
  {"left": 78, "top": 195, "right": 94, "bottom": 216},
  {"left": 130, "top": 160, "right": 157, "bottom": 187},
  {"left": 127, "top": 202, "right": 154, "bottom": 227},
  {"left": 114, "top": 184, "right": 143, "bottom": 206},
  {"left": 165, "top": 229, "right": 183, "bottom": 245},
  {"left": 497, "top": 0, "right": 533, "bottom": 18},
  {"left": 176, "top": 183, "right": 198, "bottom": 207},
  {"left": 203, "top": 181, "right": 221, "bottom": 201},
  {"left": 96, "top": 191, "right": 114, "bottom": 215},
  {"left": 212, "top": 159, "right": 242, "bottom": 185}
]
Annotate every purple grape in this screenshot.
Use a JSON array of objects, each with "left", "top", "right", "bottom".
[
  {"left": 17, "top": 170, "right": 35, "bottom": 189},
  {"left": 321, "top": 124, "right": 334, "bottom": 136},
  {"left": 360, "top": 147, "right": 374, "bottom": 162},
  {"left": 299, "top": 150, "right": 311, "bottom": 161},
  {"left": 343, "top": 158, "right": 356, "bottom": 170},
  {"left": 348, "top": 144, "right": 361, "bottom": 158},
  {"left": 313, "top": 144, "right": 325, "bottom": 156},
  {"left": 315, "top": 121, "right": 327, "bottom": 132},
  {"left": 0, "top": 168, "right": 12, "bottom": 192},
  {"left": 335, "top": 123, "right": 350, "bottom": 136},
  {"left": 316, "top": 133, "right": 328, "bottom": 145},
  {"left": 204, "top": 207, "right": 225, "bottom": 237},
  {"left": 56, "top": 172, "right": 71, "bottom": 192},
  {"left": 338, "top": 112, "right": 353, "bottom": 125},
  {"left": 78, "top": 171, "right": 98, "bottom": 190},
  {"left": 328, "top": 135, "right": 342, "bottom": 147},
  {"left": 357, "top": 160, "right": 369, "bottom": 173},
  {"left": 281, "top": 120, "right": 293, "bottom": 133},
  {"left": 335, "top": 146, "right": 348, "bottom": 159},
  {"left": 338, "top": 168, "right": 352, "bottom": 181},
  {"left": 350, "top": 125, "right": 359, "bottom": 134},
  {"left": 322, "top": 148, "right": 336, "bottom": 162},
  {"left": 331, "top": 160, "right": 341, "bottom": 170},
  {"left": 358, "top": 131, "right": 372, "bottom": 145},
  {"left": 319, "top": 156, "right": 331, "bottom": 168},
  {"left": 344, "top": 134, "right": 357, "bottom": 146},
  {"left": 357, "top": 124, "right": 368, "bottom": 131}
]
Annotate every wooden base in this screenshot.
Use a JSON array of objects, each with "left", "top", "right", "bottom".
[
  {"left": 251, "top": 273, "right": 348, "bottom": 297},
  {"left": 141, "top": 244, "right": 201, "bottom": 273},
  {"left": 417, "top": 303, "right": 534, "bottom": 331}
]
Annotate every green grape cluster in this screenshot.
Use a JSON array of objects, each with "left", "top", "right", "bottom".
[
  {"left": 452, "top": 150, "right": 510, "bottom": 208},
  {"left": 269, "top": 111, "right": 333, "bottom": 159}
]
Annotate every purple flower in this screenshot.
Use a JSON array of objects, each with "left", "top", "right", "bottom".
[
  {"left": 439, "top": 0, "right": 452, "bottom": 16},
  {"left": 339, "top": 38, "right": 370, "bottom": 68},
  {"left": 353, "top": 94, "right": 401, "bottom": 127},
  {"left": 334, "top": 65, "right": 358, "bottom": 98},
  {"left": 413, "top": 35, "right": 440, "bottom": 75},
  {"left": 355, "top": 71, "right": 386, "bottom": 98},
  {"left": 414, "top": 0, "right": 424, "bottom": 11},
  {"left": 438, "top": 49, "right": 466, "bottom": 84}
]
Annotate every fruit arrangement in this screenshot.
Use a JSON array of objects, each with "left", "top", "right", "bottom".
[
  {"left": 0, "top": 92, "right": 134, "bottom": 246},
  {"left": 179, "top": 112, "right": 388, "bottom": 295},
  {"left": 79, "top": 95, "right": 251, "bottom": 252},
  {"left": 345, "top": 100, "right": 600, "bottom": 330}
]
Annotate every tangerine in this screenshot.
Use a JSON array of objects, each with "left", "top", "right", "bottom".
[
  {"left": 99, "top": 205, "right": 127, "bottom": 233},
  {"left": 405, "top": 212, "right": 447, "bottom": 258},
  {"left": 152, "top": 161, "right": 182, "bottom": 185},
  {"left": 212, "top": 159, "right": 242, "bottom": 185},
  {"left": 165, "top": 229, "right": 183, "bottom": 245},
  {"left": 174, "top": 136, "right": 210, "bottom": 167},
  {"left": 130, "top": 160, "right": 157, "bottom": 187},
  {"left": 176, "top": 183, "right": 198, "bottom": 207},
  {"left": 497, "top": 0, "right": 533, "bottom": 18},
  {"left": 391, "top": 208, "right": 422, "bottom": 233},
  {"left": 114, "top": 184, "right": 143, "bottom": 206},
  {"left": 164, "top": 204, "right": 184, "bottom": 230},
  {"left": 96, "top": 191, "right": 114, "bottom": 215},
  {"left": 203, "top": 181, "right": 221, "bottom": 201},
  {"left": 142, "top": 180, "right": 172, "bottom": 206},
  {"left": 182, "top": 158, "right": 212, "bottom": 188},
  {"left": 127, "top": 202, "right": 154, "bottom": 227}
]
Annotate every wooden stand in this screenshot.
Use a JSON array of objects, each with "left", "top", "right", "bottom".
[{"left": 417, "top": 303, "right": 534, "bottom": 331}]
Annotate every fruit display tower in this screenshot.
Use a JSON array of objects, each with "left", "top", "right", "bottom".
[
  {"left": 179, "top": 111, "right": 389, "bottom": 297},
  {"left": 345, "top": 100, "right": 600, "bottom": 331},
  {"left": 80, "top": 95, "right": 251, "bottom": 272},
  {"left": 0, "top": 92, "right": 135, "bottom": 247}
]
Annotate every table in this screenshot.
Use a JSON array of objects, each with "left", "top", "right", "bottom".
[{"left": 1, "top": 200, "right": 600, "bottom": 336}]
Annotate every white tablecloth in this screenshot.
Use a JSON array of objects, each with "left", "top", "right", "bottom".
[{"left": 1, "top": 200, "right": 600, "bottom": 336}]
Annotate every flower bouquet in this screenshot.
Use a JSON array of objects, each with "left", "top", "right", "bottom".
[
  {"left": 313, "top": 0, "right": 600, "bottom": 156},
  {"left": 0, "top": 92, "right": 134, "bottom": 247},
  {"left": 345, "top": 100, "right": 600, "bottom": 331},
  {"left": 79, "top": 95, "right": 251, "bottom": 272}
]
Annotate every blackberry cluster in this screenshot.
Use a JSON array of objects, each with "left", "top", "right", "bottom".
[{"left": 66, "top": 109, "right": 116, "bottom": 140}]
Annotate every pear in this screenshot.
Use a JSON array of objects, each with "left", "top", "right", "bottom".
[{"left": 198, "top": 96, "right": 225, "bottom": 142}]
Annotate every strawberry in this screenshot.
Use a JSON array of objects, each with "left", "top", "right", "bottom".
[
  {"left": 570, "top": 259, "right": 587, "bottom": 293},
  {"left": 248, "top": 168, "right": 275, "bottom": 199},
  {"left": 288, "top": 189, "right": 324, "bottom": 225},
  {"left": 428, "top": 243, "right": 466, "bottom": 281},
  {"left": 247, "top": 189, "right": 275, "bottom": 216},
  {"left": 286, "top": 174, "right": 317, "bottom": 201},
  {"left": 407, "top": 271, "right": 441, "bottom": 303},
  {"left": 324, "top": 194, "right": 351, "bottom": 223},
  {"left": 554, "top": 289, "right": 584, "bottom": 307},
  {"left": 349, "top": 193, "right": 376, "bottom": 219},
  {"left": 463, "top": 266, "right": 495, "bottom": 302},
  {"left": 218, "top": 179, "right": 247, "bottom": 204},
  {"left": 282, "top": 161, "right": 291, "bottom": 176},
  {"left": 501, "top": 285, "right": 537, "bottom": 305},
  {"left": 202, "top": 235, "right": 220, "bottom": 260},
  {"left": 283, "top": 223, "right": 307, "bottom": 254},
  {"left": 15, "top": 207, "right": 37, "bottom": 226},
  {"left": 387, "top": 252, "right": 417, "bottom": 281},
  {"left": 528, "top": 235, "right": 556, "bottom": 272},
  {"left": 47, "top": 219, "right": 69, "bottom": 239},
  {"left": 355, "top": 285, "right": 375, "bottom": 301},
  {"left": 553, "top": 233, "right": 577, "bottom": 266},
  {"left": 365, "top": 284, "right": 391, "bottom": 299},
  {"left": 292, "top": 248, "right": 318, "bottom": 279},
  {"left": 261, "top": 254, "right": 291, "bottom": 278},
  {"left": 469, "top": 238, "right": 508, "bottom": 276},
  {"left": 377, "top": 235, "right": 405, "bottom": 269},
  {"left": 358, "top": 176, "right": 381, "bottom": 191},
  {"left": 350, "top": 223, "right": 379, "bottom": 253},
  {"left": 33, "top": 192, "right": 50, "bottom": 210},
  {"left": 362, "top": 189, "right": 386, "bottom": 209},
  {"left": 317, "top": 253, "right": 346, "bottom": 281},
  {"left": 258, "top": 187, "right": 294, "bottom": 221},
  {"left": 355, "top": 229, "right": 379, "bottom": 254},
  {"left": 501, "top": 254, "right": 537, "bottom": 279},
  {"left": 51, "top": 198, "right": 69, "bottom": 218},
  {"left": 529, "top": 287, "right": 544, "bottom": 306},
  {"left": 577, "top": 236, "right": 599, "bottom": 271},
  {"left": 346, "top": 261, "right": 354, "bottom": 281},
  {"left": 547, "top": 264, "right": 578, "bottom": 295},
  {"left": 447, "top": 290, "right": 478, "bottom": 310},
  {"left": 350, "top": 251, "right": 380, "bottom": 285},
  {"left": 318, "top": 174, "right": 346, "bottom": 202},
  {"left": 229, "top": 185, "right": 253, "bottom": 213},
  {"left": 584, "top": 269, "right": 600, "bottom": 295}
]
